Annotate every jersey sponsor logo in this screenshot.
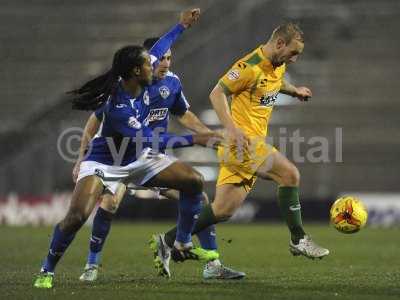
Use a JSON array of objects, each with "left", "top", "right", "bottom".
[
  {"left": 143, "top": 90, "right": 150, "bottom": 105},
  {"left": 144, "top": 108, "right": 169, "bottom": 124},
  {"left": 159, "top": 85, "right": 170, "bottom": 99},
  {"left": 259, "top": 91, "right": 278, "bottom": 107},
  {"left": 94, "top": 169, "right": 104, "bottom": 179},
  {"left": 227, "top": 69, "right": 240, "bottom": 81},
  {"left": 115, "top": 104, "right": 127, "bottom": 108},
  {"left": 127, "top": 116, "right": 142, "bottom": 129}
]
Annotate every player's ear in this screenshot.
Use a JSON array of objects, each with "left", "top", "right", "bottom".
[{"left": 276, "top": 38, "right": 286, "bottom": 50}]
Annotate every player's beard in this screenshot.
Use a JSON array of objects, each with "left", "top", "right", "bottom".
[{"left": 270, "top": 53, "right": 284, "bottom": 68}]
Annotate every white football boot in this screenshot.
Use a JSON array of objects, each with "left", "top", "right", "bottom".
[
  {"left": 79, "top": 264, "right": 99, "bottom": 282},
  {"left": 289, "top": 235, "right": 329, "bottom": 259},
  {"left": 203, "top": 259, "right": 246, "bottom": 280}
]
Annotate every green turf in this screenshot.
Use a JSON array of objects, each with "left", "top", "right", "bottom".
[{"left": 1, "top": 223, "right": 399, "bottom": 300}]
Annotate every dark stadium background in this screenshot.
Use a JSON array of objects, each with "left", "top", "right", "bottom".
[
  {"left": 1, "top": 0, "right": 399, "bottom": 226},
  {"left": 1, "top": 2, "right": 400, "bottom": 299}
]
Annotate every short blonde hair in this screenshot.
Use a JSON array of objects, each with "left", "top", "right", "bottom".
[{"left": 271, "top": 22, "right": 304, "bottom": 44}]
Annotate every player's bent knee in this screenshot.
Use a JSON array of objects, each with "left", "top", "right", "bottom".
[
  {"left": 212, "top": 203, "right": 236, "bottom": 222},
  {"left": 213, "top": 210, "right": 233, "bottom": 222},
  {"left": 101, "top": 202, "right": 118, "bottom": 214},
  {"left": 184, "top": 171, "right": 204, "bottom": 195},
  {"left": 100, "top": 197, "right": 120, "bottom": 214},
  {"left": 281, "top": 166, "right": 300, "bottom": 186}
]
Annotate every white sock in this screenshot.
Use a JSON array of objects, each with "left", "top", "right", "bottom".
[{"left": 174, "top": 240, "right": 193, "bottom": 250}]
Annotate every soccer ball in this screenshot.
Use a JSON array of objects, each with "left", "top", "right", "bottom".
[{"left": 330, "top": 196, "right": 368, "bottom": 234}]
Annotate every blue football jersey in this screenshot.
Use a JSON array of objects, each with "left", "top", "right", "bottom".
[
  {"left": 87, "top": 85, "right": 152, "bottom": 166},
  {"left": 142, "top": 71, "right": 190, "bottom": 133},
  {"left": 87, "top": 83, "right": 193, "bottom": 166},
  {"left": 84, "top": 23, "right": 192, "bottom": 166}
]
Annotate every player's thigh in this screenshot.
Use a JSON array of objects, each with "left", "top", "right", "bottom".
[
  {"left": 61, "top": 175, "right": 104, "bottom": 232},
  {"left": 256, "top": 150, "right": 299, "bottom": 186},
  {"left": 70, "top": 175, "right": 104, "bottom": 215},
  {"left": 144, "top": 160, "right": 204, "bottom": 194},
  {"left": 100, "top": 183, "right": 126, "bottom": 213},
  {"left": 212, "top": 183, "right": 249, "bottom": 220}
]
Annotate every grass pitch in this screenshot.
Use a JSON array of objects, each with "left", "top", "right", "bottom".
[{"left": 1, "top": 223, "right": 399, "bottom": 300}]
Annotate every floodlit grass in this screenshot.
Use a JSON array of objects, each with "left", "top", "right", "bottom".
[{"left": 1, "top": 223, "right": 399, "bottom": 300}]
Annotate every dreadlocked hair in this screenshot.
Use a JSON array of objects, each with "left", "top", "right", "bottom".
[{"left": 69, "top": 45, "right": 147, "bottom": 110}]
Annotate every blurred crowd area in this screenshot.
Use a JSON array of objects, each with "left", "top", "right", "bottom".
[{"left": 1, "top": 0, "right": 399, "bottom": 224}]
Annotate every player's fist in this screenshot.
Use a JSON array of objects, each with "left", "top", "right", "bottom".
[
  {"left": 193, "top": 131, "right": 222, "bottom": 148},
  {"left": 294, "top": 86, "right": 312, "bottom": 101},
  {"left": 180, "top": 8, "right": 201, "bottom": 28}
]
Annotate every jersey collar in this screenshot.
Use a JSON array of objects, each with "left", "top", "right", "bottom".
[
  {"left": 117, "top": 81, "right": 145, "bottom": 103},
  {"left": 256, "top": 46, "right": 286, "bottom": 73},
  {"left": 256, "top": 46, "right": 274, "bottom": 71}
]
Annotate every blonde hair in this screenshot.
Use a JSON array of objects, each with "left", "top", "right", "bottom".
[{"left": 271, "top": 22, "right": 304, "bottom": 43}]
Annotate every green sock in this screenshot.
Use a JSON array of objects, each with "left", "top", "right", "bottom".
[
  {"left": 164, "top": 204, "right": 218, "bottom": 248},
  {"left": 277, "top": 186, "right": 306, "bottom": 244}
]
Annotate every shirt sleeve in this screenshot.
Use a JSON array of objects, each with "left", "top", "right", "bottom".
[
  {"left": 94, "top": 105, "right": 105, "bottom": 121},
  {"left": 170, "top": 85, "right": 190, "bottom": 116},
  {"left": 149, "top": 23, "right": 185, "bottom": 67},
  {"left": 218, "top": 61, "right": 254, "bottom": 95}
]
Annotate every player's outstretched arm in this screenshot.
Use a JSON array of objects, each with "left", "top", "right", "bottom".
[
  {"left": 149, "top": 8, "right": 200, "bottom": 62},
  {"left": 157, "top": 131, "right": 221, "bottom": 150},
  {"left": 72, "top": 113, "right": 101, "bottom": 182},
  {"left": 109, "top": 105, "right": 219, "bottom": 151},
  {"left": 177, "top": 110, "right": 212, "bottom": 134},
  {"left": 280, "top": 79, "right": 312, "bottom": 101}
]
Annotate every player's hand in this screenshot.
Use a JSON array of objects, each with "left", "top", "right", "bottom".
[
  {"left": 72, "top": 160, "right": 82, "bottom": 183},
  {"left": 193, "top": 131, "right": 223, "bottom": 148},
  {"left": 180, "top": 8, "right": 201, "bottom": 28},
  {"left": 294, "top": 86, "right": 312, "bottom": 101},
  {"left": 226, "top": 126, "right": 250, "bottom": 152}
]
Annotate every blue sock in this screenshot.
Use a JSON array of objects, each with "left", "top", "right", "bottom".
[
  {"left": 42, "top": 224, "right": 76, "bottom": 273},
  {"left": 87, "top": 207, "right": 114, "bottom": 265},
  {"left": 196, "top": 225, "right": 218, "bottom": 250},
  {"left": 176, "top": 192, "right": 202, "bottom": 244}
]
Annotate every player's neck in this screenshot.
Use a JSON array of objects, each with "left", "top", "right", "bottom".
[
  {"left": 261, "top": 43, "right": 277, "bottom": 68},
  {"left": 121, "top": 80, "right": 142, "bottom": 98}
]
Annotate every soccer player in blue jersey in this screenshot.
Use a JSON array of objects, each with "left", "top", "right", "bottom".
[
  {"left": 33, "top": 9, "right": 221, "bottom": 289},
  {"left": 74, "top": 37, "right": 245, "bottom": 281}
]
